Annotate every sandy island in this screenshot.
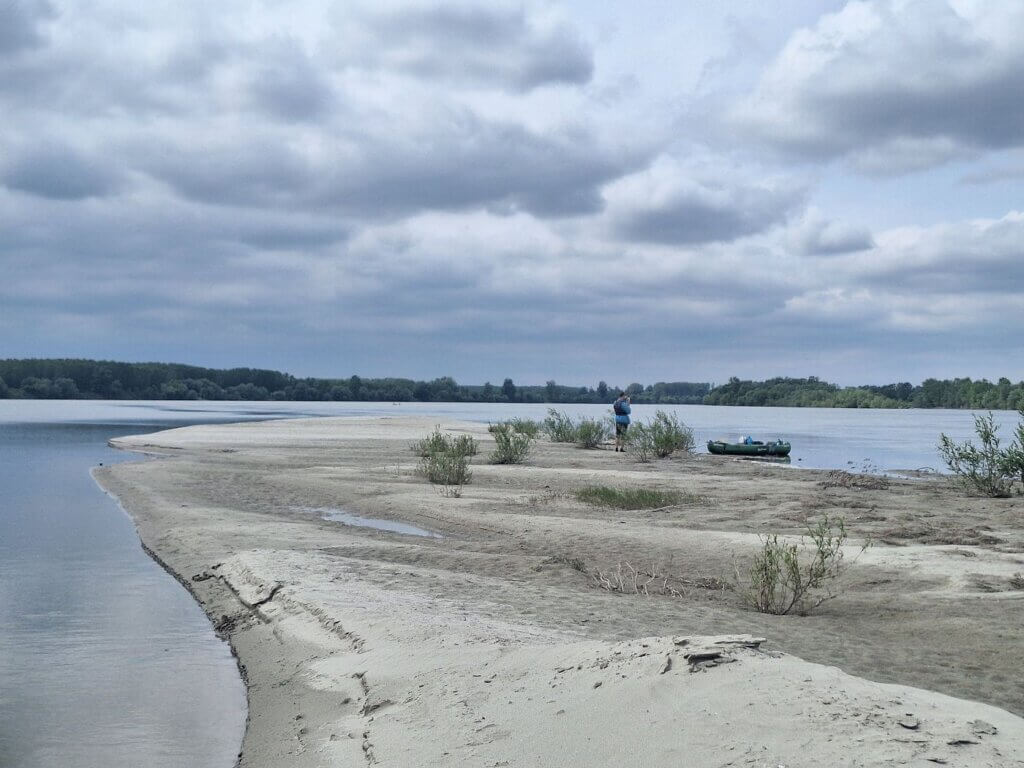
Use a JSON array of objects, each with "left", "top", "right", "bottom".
[{"left": 94, "top": 416, "right": 1024, "bottom": 767}]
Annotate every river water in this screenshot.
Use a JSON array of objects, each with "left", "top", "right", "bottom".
[{"left": 0, "top": 399, "right": 1019, "bottom": 767}]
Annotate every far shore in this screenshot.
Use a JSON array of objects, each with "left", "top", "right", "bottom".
[{"left": 96, "top": 416, "right": 1024, "bottom": 767}]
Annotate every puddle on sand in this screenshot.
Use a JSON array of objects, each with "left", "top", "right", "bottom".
[{"left": 304, "top": 507, "right": 442, "bottom": 538}]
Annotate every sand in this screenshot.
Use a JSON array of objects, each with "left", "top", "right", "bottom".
[{"left": 94, "top": 416, "right": 1024, "bottom": 767}]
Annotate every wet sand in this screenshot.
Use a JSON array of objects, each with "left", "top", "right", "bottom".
[{"left": 95, "top": 416, "right": 1024, "bottom": 767}]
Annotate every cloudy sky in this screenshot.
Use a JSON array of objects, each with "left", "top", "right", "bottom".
[{"left": 3, "top": 0, "right": 1023, "bottom": 385}]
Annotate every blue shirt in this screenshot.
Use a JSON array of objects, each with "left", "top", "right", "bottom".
[{"left": 613, "top": 399, "right": 631, "bottom": 424}]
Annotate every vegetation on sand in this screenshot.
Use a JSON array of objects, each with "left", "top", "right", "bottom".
[
  {"left": 543, "top": 409, "right": 611, "bottom": 448},
  {"left": 573, "top": 417, "right": 611, "bottom": 449},
  {"left": 737, "top": 515, "right": 864, "bottom": 616},
  {"left": 411, "top": 426, "right": 477, "bottom": 458},
  {"left": 938, "top": 410, "right": 1024, "bottom": 497},
  {"left": 488, "top": 422, "right": 535, "bottom": 464},
  {"left": 413, "top": 427, "right": 475, "bottom": 497},
  {"left": 543, "top": 409, "right": 577, "bottom": 442},
  {"left": 574, "top": 485, "right": 683, "bottom": 510},
  {"left": 624, "top": 411, "right": 695, "bottom": 462}
]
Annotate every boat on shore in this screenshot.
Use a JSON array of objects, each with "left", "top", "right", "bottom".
[{"left": 707, "top": 439, "right": 791, "bottom": 457}]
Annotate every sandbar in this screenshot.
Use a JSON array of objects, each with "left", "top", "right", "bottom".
[{"left": 95, "top": 416, "right": 1024, "bottom": 767}]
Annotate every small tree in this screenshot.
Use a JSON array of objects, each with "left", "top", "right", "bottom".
[
  {"left": 648, "top": 411, "right": 695, "bottom": 457},
  {"left": 938, "top": 412, "right": 1015, "bottom": 497},
  {"left": 1006, "top": 409, "right": 1024, "bottom": 489},
  {"left": 738, "top": 515, "right": 861, "bottom": 616}
]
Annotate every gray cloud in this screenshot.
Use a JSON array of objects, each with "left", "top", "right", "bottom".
[
  {"left": 615, "top": 185, "right": 801, "bottom": 244},
  {"left": 733, "top": 2, "right": 1024, "bottom": 170},
  {"left": 352, "top": 4, "right": 592, "bottom": 90},
  {"left": 247, "top": 41, "right": 333, "bottom": 122},
  {"left": 145, "top": 116, "right": 640, "bottom": 219},
  {"left": 844, "top": 212, "right": 1024, "bottom": 295},
  {"left": 789, "top": 213, "right": 874, "bottom": 256},
  {"left": 0, "top": 0, "right": 53, "bottom": 54},
  {"left": 2, "top": 143, "right": 121, "bottom": 200},
  {"left": 607, "top": 161, "right": 805, "bottom": 245}
]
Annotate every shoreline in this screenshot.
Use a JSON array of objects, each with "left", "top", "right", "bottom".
[{"left": 96, "top": 415, "right": 1024, "bottom": 767}]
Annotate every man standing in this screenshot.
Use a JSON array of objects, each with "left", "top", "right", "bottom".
[{"left": 613, "top": 392, "right": 631, "bottom": 452}]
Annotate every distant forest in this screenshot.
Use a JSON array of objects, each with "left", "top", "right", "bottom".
[{"left": 2, "top": 359, "right": 1024, "bottom": 410}]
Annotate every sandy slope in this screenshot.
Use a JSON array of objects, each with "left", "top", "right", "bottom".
[{"left": 95, "top": 416, "right": 1024, "bottom": 767}]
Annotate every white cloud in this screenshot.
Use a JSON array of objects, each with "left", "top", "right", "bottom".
[{"left": 733, "top": 1, "right": 1024, "bottom": 171}]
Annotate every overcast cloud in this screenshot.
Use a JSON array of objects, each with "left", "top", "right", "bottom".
[{"left": 2, "top": 0, "right": 1023, "bottom": 385}]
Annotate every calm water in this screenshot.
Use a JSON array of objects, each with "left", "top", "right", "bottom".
[{"left": 0, "top": 400, "right": 1018, "bottom": 767}]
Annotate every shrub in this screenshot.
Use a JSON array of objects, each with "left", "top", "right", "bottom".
[
  {"left": 543, "top": 409, "right": 576, "bottom": 442},
  {"left": 1005, "top": 410, "right": 1024, "bottom": 489},
  {"left": 411, "top": 426, "right": 477, "bottom": 458},
  {"left": 938, "top": 412, "right": 1015, "bottom": 497},
  {"left": 625, "top": 422, "right": 655, "bottom": 462},
  {"left": 411, "top": 426, "right": 447, "bottom": 457},
  {"left": 418, "top": 448, "right": 472, "bottom": 497},
  {"left": 413, "top": 427, "right": 475, "bottom": 496},
  {"left": 574, "top": 485, "right": 682, "bottom": 510},
  {"left": 450, "top": 433, "right": 479, "bottom": 457},
  {"left": 648, "top": 410, "right": 695, "bottom": 457},
  {"left": 624, "top": 412, "right": 694, "bottom": 460},
  {"left": 489, "top": 422, "right": 534, "bottom": 464},
  {"left": 574, "top": 417, "right": 611, "bottom": 449},
  {"left": 507, "top": 418, "right": 541, "bottom": 438},
  {"left": 737, "top": 514, "right": 861, "bottom": 615}
]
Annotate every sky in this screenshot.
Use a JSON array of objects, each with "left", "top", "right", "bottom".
[{"left": 2, "top": 0, "right": 1023, "bottom": 386}]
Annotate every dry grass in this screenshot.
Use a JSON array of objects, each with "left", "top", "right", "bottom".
[
  {"left": 819, "top": 470, "right": 890, "bottom": 491},
  {"left": 574, "top": 485, "right": 698, "bottom": 510}
]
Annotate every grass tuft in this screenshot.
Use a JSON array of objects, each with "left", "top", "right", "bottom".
[{"left": 574, "top": 485, "right": 683, "bottom": 510}]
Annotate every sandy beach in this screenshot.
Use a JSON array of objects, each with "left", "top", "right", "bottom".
[{"left": 95, "top": 416, "right": 1024, "bottom": 767}]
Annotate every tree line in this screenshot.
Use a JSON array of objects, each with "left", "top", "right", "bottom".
[
  {"left": 704, "top": 376, "right": 1024, "bottom": 410},
  {"left": 0, "top": 359, "right": 711, "bottom": 404},
  {"left": 1, "top": 360, "right": 1023, "bottom": 410}
]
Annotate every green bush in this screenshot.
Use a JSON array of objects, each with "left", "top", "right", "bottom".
[
  {"left": 489, "top": 422, "right": 534, "bottom": 464},
  {"left": 450, "top": 433, "right": 479, "bottom": 457},
  {"left": 574, "top": 417, "right": 611, "bottom": 448},
  {"left": 413, "top": 427, "right": 475, "bottom": 496},
  {"left": 625, "top": 422, "right": 655, "bottom": 462},
  {"left": 574, "top": 485, "right": 682, "bottom": 510},
  {"left": 543, "top": 409, "right": 577, "bottom": 442},
  {"left": 738, "top": 515, "right": 860, "bottom": 615},
  {"left": 938, "top": 412, "right": 1016, "bottom": 497},
  {"left": 506, "top": 418, "right": 541, "bottom": 438},
  {"left": 1005, "top": 410, "right": 1024, "bottom": 489},
  {"left": 649, "top": 410, "right": 695, "bottom": 457},
  {"left": 418, "top": 447, "right": 472, "bottom": 497},
  {"left": 624, "top": 411, "right": 694, "bottom": 460},
  {"left": 411, "top": 426, "right": 477, "bottom": 458}
]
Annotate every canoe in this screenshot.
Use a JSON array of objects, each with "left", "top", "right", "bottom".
[{"left": 707, "top": 439, "right": 791, "bottom": 457}]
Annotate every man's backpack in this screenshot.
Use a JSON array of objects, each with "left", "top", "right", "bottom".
[{"left": 613, "top": 399, "right": 626, "bottom": 415}]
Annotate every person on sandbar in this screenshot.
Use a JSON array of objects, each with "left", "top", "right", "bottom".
[{"left": 613, "top": 391, "right": 631, "bottom": 452}]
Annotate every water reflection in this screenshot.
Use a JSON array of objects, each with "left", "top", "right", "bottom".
[{"left": 0, "top": 418, "right": 246, "bottom": 768}]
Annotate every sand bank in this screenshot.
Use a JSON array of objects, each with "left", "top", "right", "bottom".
[{"left": 96, "top": 416, "right": 1024, "bottom": 767}]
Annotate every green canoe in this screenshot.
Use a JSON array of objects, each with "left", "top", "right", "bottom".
[{"left": 706, "top": 439, "right": 791, "bottom": 457}]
